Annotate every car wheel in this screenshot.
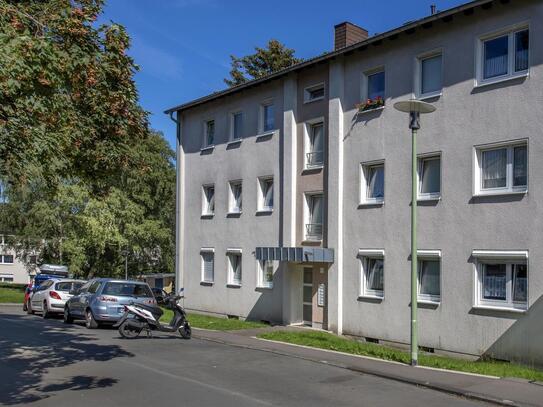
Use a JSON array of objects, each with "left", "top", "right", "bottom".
[
  {"left": 42, "top": 301, "right": 50, "bottom": 319},
  {"left": 85, "top": 309, "right": 99, "bottom": 329},
  {"left": 63, "top": 307, "right": 73, "bottom": 324},
  {"left": 26, "top": 301, "right": 34, "bottom": 315}
]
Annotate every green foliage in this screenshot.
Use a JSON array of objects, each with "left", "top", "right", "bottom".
[
  {"left": 258, "top": 331, "right": 543, "bottom": 381},
  {"left": 0, "top": 1, "right": 175, "bottom": 279},
  {"left": 160, "top": 308, "right": 267, "bottom": 330},
  {"left": 224, "top": 39, "right": 301, "bottom": 87},
  {"left": 0, "top": 287, "right": 25, "bottom": 303}
]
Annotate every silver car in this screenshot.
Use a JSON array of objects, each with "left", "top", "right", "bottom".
[
  {"left": 63, "top": 278, "right": 156, "bottom": 329},
  {"left": 27, "top": 279, "right": 86, "bottom": 318}
]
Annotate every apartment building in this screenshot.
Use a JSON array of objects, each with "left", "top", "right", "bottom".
[
  {"left": 166, "top": 0, "right": 543, "bottom": 365},
  {"left": 0, "top": 235, "right": 36, "bottom": 284}
]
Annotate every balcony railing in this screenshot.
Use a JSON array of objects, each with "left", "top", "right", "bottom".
[
  {"left": 305, "top": 223, "right": 323, "bottom": 241},
  {"left": 306, "top": 151, "right": 324, "bottom": 168}
]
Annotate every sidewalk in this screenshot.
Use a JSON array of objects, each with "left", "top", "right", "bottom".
[{"left": 193, "top": 327, "right": 543, "bottom": 407}]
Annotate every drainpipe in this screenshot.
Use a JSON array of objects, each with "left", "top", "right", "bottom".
[{"left": 168, "top": 111, "right": 182, "bottom": 299}]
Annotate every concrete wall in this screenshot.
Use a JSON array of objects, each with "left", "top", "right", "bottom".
[{"left": 338, "top": 0, "right": 543, "bottom": 362}]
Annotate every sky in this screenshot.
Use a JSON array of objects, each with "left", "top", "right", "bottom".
[{"left": 100, "top": 0, "right": 468, "bottom": 149}]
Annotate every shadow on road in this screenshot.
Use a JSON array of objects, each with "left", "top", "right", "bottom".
[{"left": 0, "top": 312, "right": 133, "bottom": 405}]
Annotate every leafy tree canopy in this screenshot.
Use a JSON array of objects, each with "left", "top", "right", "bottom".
[{"left": 224, "top": 39, "right": 302, "bottom": 87}]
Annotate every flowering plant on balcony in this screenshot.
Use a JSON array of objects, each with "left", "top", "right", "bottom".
[{"left": 356, "top": 96, "right": 384, "bottom": 112}]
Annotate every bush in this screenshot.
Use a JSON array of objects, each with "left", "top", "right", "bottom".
[{"left": 0, "top": 282, "right": 27, "bottom": 291}]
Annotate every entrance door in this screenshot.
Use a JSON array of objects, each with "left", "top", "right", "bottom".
[{"left": 303, "top": 267, "right": 313, "bottom": 326}]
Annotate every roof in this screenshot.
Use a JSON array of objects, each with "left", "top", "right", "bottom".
[{"left": 164, "top": 0, "right": 500, "bottom": 114}]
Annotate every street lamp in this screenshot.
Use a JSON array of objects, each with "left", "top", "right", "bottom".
[
  {"left": 393, "top": 99, "right": 436, "bottom": 367},
  {"left": 121, "top": 249, "right": 129, "bottom": 280}
]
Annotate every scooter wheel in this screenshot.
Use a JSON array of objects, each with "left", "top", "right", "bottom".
[
  {"left": 118, "top": 321, "right": 142, "bottom": 339},
  {"left": 179, "top": 323, "right": 191, "bottom": 340}
]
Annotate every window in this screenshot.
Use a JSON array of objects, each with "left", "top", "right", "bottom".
[
  {"left": 473, "top": 250, "right": 528, "bottom": 311},
  {"left": 305, "top": 193, "right": 323, "bottom": 241},
  {"left": 228, "top": 181, "right": 242, "bottom": 213},
  {"left": 0, "top": 277, "right": 13, "bottom": 282},
  {"left": 227, "top": 250, "right": 242, "bottom": 286},
  {"left": 359, "top": 250, "right": 384, "bottom": 298},
  {"left": 0, "top": 181, "right": 7, "bottom": 204},
  {"left": 257, "top": 177, "right": 273, "bottom": 212},
  {"left": 417, "top": 250, "right": 441, "bottom": 303},
  {"left": 202, "top": 185, "right": 215, "bottom": 216},
  {"left": 474, "top": 141, "right": 527, "bottom": 195},
  {"left": 305, "top": 121, "right": 324, "bottom": 168},
  {"left": 418, "top": 155, "right": 441, "bottom": 200},
  {"left": 230, "top": 111, "right": 243, "bottom": 141},
  {"left": 0, "top": 254, "right": 14, "bottom": 264},
  {"left": 477, "top": 26, "right": 529, "bottom": 85},
  {"left": 201, "top": 249, "right": 214, "bottom": 283},
  {"left": 260, "top": 101, "right": 275, "bottom": 133},
  {"left": 88, "top": 281, "right": 101, "bottom": 294},
  {"left": 360, "top": 162, "right": 384, "bottom": 205},
  {"left": 203, "top": 120, "right": 215, "bottom": 148},
  {"left": 365, "top": 69, "right": 385, "bottom": 101},
  {"left": 304, "top": 83, "right": 325, "bottom": 103},
  {"left": 257, "top": 260, "right": 274, "bottom": 288},
  {"left": 103, "top": 282, "right": 153, "bottom": 297},
  {"left": 417, "top": 53, "right": 442, "bottom": 98}
]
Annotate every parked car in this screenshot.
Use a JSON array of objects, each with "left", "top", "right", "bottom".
[
  {"left": 151, "top": 287, "right": 168, "bottom": 305},
  {"left": 27, "top": 279, "right": 86, "bottom": 318},
  {"left": 63, "top": 278, "right": 156, "bottom": 329}
]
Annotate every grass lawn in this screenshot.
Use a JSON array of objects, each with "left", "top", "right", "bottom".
[
  {"left": 258, "top": 330, "right": 543, "bottom": 381},
  {"left": 0, "top": 287, "right": 25, "bottom": 303},
  {"left": 160, "top": 308, "right": 267, "bottom": 330}
]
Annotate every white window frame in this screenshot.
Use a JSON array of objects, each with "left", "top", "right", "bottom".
[
  {"left": 226, "top": 249, "right": 242, "bottom": 286},
  {"left": 358, "top": 249, "right": 385, "bottom": 299},
  {"left": 303, "top": 117, "right": 325, "bottom": 170},
  {"left": 228, "top": 180, "right": 243, "bottom": 214},
  {"left": 256, "top": 259, "right": 274, "bottom": 289},
  {"left": 0, "top": 254, "right": 15, "bottom": 265},
  {"left": 201, "top": 184, "right": 215, "bottom": 216},
  {"left": 303, "top": 82, "right": 325, "bottom": 103},
  {"left": 472, "top": 250, "right": 528, "bottom": 312},
  {"left": 414, "top": 49, "right": 443, "bottom": 99},
  {"left": 304, "top": 192, "right": 324, "bottom": 242},
  {"left": 258, "top": 99, "right": 275, "bottom": 135},
  {"left": 202, "top": 119, "right": 215, "bottom": 149},
  {"left": 475, "top": 22, "right": 530, "bottom": 87},
  {"left": 473, "top": 140, "right": 528, "bottom": 197},
  {"left": 257, "top": 176, "right": 273, "bottom": 213},
  {"left": 200, "top": 248, "right": 215, "bottom": 284},
  {"left": 417, "top": 250, "right": 441, "bottom": 304},
  {"left": 360, "top": 160, "right": 385, "bottom": 205},
  {"left": 229, "top": 110, "right": 243, "bottom": 142},
  {"left": 361, "top": 66, "right": 385, "bottom": 102},
  {"left": 417, "top": 153, "right": 441, "bottom": 201}
]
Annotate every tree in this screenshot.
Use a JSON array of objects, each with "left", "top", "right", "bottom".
[{"left": 224, "top": 39, "right": 301, "bottom": 87}]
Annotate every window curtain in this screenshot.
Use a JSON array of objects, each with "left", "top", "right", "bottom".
[
  {"left": 421, "top": 159, "right": 440, "bottom": 194},
  {"left": 419, "top": 260, "right": 440, "bottom": 296},
  {"left": 421, "top": 55, "right": 442, "bottom": 94},
  {"left": 368, "top": 166, "right": 384, "bottom": 198},
  {"left": 367, "top": 71, "right": 385, "bottom": 100},
  {"left": 367, "top": 259, "right": 384, "bottom": 291},
  {"left": 231, "top": 255, "right": 241, "bottom": 284},
  {"left": 203, "top": 253, "right": 214, "bottom": 282},
  {"left": 233, "top": 184, "right": 242, "bottom": 211},
  {"left": 483, "top": 264, "right": 506, "bottom": 300},
  {"left": 515, "top": 30, "right": 529, "bottom": 72},
  {"left": 310, "top": 124, "right": 324, "bottom": 166},
  {"left": 513, "top": 146, "right": 527, "bottom": 187},
  {"left": 263, "top": 261, "right": 273, "bottom": 285},
  {"left": 206, "top": 188, "right": 215, "bottom": 213},
  {"left": 264, "top": 181, "right": 273, "bottom": 208},
  {"left": 482, "top": 148, "right": 507, "bottom": 189},
  {"left": 484, "top": 36, "right": 508, "bottom": 79}
]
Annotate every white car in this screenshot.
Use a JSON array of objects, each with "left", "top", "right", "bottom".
[{"left": 28, "top": 279, "right": 86, "bottom": 318}]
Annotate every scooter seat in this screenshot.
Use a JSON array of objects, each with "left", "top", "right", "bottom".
[{"left": 135, "top": 303, "right": 163, "bottom": 319}]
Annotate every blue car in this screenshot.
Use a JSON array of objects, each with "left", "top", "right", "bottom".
[{"left": 63, "top": 278, "right": 156, "bottom": 329}]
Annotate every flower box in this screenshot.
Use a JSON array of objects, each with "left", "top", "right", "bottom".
[{"left": 356, "top": 96, "right": 385, "bottom": 112}]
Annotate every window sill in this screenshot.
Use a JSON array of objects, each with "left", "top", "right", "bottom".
[
  {"left": 226, "top": 283, "right": 242, "bottom": 288},
  {"left": 200, "top": 281, "right": 214, "bottom": 286},
  {"left": 227, "top": 211, "right": 242, "bottom": 217},
  {"left": 256, "top": 131, "right": 276, "bottom": 140},
  {"left": 200, "top": 146, "right": 215, "bottom": 152},
  {"left": 417, "top": 195, "right": 441, "bottom": 202},
  {"left": 256, "top": 285, "right": 273, "bottom": 290},
  {"left": 302, "top": 165, "right": 324, "bottom": 175},
  {"left": 473, "top": 189, "right": 527, "bottom": 198},
  {"left": 417, "top": 92, "right": 442, "bottom": 101},
  {"left": 201, "top": 213, "right": 214, "bottom": 219},
  {"left": 302, "top": 239, "right": 322, "bottom": 244},
  {"left": 474, "top": 72, "right": 528, "bottom": 89},
  {"left": 472, "top": 304, "right": 527, "bottom": 314},
  {"left": 356, "top": 106, "right": 385, "bottom": 115},
  {"left": 227, "top": 139, "right": 242, "bottom": 146},
  {"left": 303, "top": 96, "right": 325, "bottom": 104},
  {"left": 256, "top": 209, "right": 273, "bottom": 215},
  {"left": 418, "top": 299, "right": 440, "bottom": 306},
  {"left": 358, "top": 295, "right": 384, "bottom": 301},
  {"left": 358, "top": 200, "right": 384, "bottom": 208}
]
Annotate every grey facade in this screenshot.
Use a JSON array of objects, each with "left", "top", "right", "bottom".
[{"left": 169, "top": 0, "right": 543, "bottom": 366}]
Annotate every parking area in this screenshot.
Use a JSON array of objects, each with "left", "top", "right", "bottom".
[{"left": 0, "top": 305, "right": 487, "bottom": 407}]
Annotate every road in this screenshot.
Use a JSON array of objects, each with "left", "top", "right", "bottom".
[{"left": 0, "top": 306, "right": 487, "bottom": 406}]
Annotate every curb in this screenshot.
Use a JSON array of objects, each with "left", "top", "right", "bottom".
[{"left": 193, "top": 332, "right": 531, "bottom": 407}]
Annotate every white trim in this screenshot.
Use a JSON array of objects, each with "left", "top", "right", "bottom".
[
  {"left": 303, "top": 82, "right": 325, "bottom": 104},
  {"left": 202, "top": 119, "right": 215, "bottom": 148},
  {"left": 472, "top": 250, "right": 528, "bottom": 260},
  {"left": 226, "top": 248, "right": 243, "bottom": 254},
  {"left": 228, "top": 110, "right": 243, "bottom": 142},
  {"left": 257, "top": 176, "right": 274, "bottom": 212},
  {"left": 255, "top": 130, "right": 276, "bottom": 140},
  {"left": 227, "top": 180, "right": 243, "bottom": 214},
  {"left": 358, "top": 253, "right": 385, "bottom": 299},
  {"left": 200, "top": 250, "right": 214, "bottom": 284},
  {"left": 414, "top": 49, "right": 443, "bottom": 100},
  {"left": 417, "top": 256, "right": 442, "bottom": 304},
  {"left": 417, "top": 153, "right": 441, "bottom": 201},
  {"left": 471, "top": 305, "right": 526, "bottom": 314},
  {"left": 361, "top": 66, "right": 385, "bottom": 101},
  {"left": 256, "top": 259, "right": 274, "bottom": 289},
  {"left": 360, "top": 161, "right": 385, "bottom": 205},
  {"left": 356, "top": 105, "right": 385, "bottom": 116},
  {"left": 201, "top": 184, "right": 215, "bottom": 216},
  {"left": 200, "top": 247, "right": 215, "bottom": 253},
  {"left": 417, "top": 249, "right": 441, "bottom": 258},
  {"left": 357, "top": 249, "right": 385, "bottom": 258},
  {"left": 258, "top": 98, "right": 276, "bottom": 134}
]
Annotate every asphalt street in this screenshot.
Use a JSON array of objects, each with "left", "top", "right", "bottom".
[{"left": 0, "top": 306, "right": 488, "bottom": 406}]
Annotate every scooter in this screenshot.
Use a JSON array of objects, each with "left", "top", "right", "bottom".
[{"left": 114, "top": 294, "right": 191, "bottom": 339}]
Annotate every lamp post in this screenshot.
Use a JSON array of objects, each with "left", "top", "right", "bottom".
[
  {"left": 393, "top": 99, "right": 436, "bottom": 366},
  {"left": 121, "top": 249, "right": 129, "bottom": 280}
]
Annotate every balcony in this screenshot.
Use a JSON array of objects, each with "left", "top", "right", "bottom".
[
  {"left": 306, "top": 151, "right": 324, "bottom": 168},
  {"left": 305, "top": 223, "right": 323, "bottom": 241}
]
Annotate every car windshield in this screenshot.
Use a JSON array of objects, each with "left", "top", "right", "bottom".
[
  {"left": 102, "top": 282, "right": 153, "bottom": 297},
  {"left": 55, "top": 282, "right": 73, "bottom": 292}
]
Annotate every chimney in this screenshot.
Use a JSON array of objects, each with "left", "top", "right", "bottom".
[
  {"left": 430, "top": 4, "right": 437, "bottom": 15},
  {"left": 334, "top": 22, "right": 368, "bottom": 50}
]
